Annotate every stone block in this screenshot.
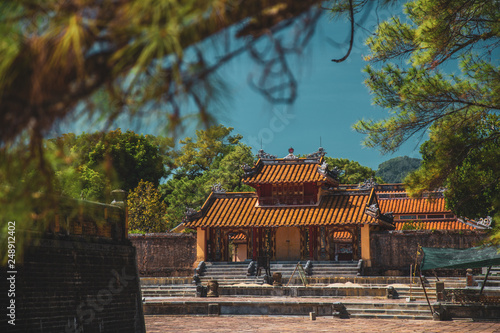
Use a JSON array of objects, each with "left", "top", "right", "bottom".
[{"left": 208, "top": 303, "right": 220, "bottom": 316}]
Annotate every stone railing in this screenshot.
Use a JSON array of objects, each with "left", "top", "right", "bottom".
[{"left": 40, "top": 191, "right": 127, "bottom": 242}]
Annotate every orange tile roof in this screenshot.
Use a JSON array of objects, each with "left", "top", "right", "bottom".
[
  {"left": 378, "top": 197, "right": 449, "bottom": 214},
  {"left": 332, "top": 231, "right": 352, "bottom": 241},
  {"left": 394, "top": 220, "right": 474, "bottom": 231},
  {"left": 184, "top": 192, "right": 383, "bottom": 229},
  {"left": 242, "top": 158, "right": 337, "bottom": 185},
  {"left": 229, "top": 232, "right": 247, "bottom": 241}
]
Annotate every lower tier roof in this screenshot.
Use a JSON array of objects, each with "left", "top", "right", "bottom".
[{"left": 184, "top": 191, "right": 391, "bottom": 229}]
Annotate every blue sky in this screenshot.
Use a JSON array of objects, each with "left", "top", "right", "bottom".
[
  {"left": 53, "top": 4, "right": 423, "bottom": 170},
  {"left": 208, "top": 10, "right": 422, "bottom": 169}
]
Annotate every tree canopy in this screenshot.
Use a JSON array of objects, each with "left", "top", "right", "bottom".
[
  {"left": 128, "top": 180, "right": 168, "bottom": 233},
  {"left": 0, "top": 0, "right": 322, "bottom": 151},
  {"left": 324, "top": 157, "right": 381, "bottom": 184},
  {"left": 50, "top": 129, "right": 173, "bottom": 201},
  {"left": 161, "top": 125, "right": 255, "bottom": 229},
  {"left": 353, "top": 0, "right": 500, "bottom": 222},
  {"left": 376, "top": 156, "right": 421, "bottom": 183}
]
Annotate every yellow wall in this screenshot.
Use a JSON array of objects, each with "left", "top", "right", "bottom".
[
  {"left": 276, "top": 227, "right": 301, "bottom": 260},
  {"left": 196, "top": 227, "right": 206, "bottom": 264},
  {"left": 360, "top": 224, "right": 371, "bottom": 267},
  {"left": 234, "top": 243, "right": 247, "bottom": 262}
]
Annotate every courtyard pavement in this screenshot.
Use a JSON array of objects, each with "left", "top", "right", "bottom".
[
  {"left": 145, "top": 315, "right": 500, "bottom": 332},
  {"left": 143, "top": 296, "right": 500, "bottom": 332}
]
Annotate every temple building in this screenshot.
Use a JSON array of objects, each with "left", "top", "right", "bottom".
[
  {"left": 183, "top": 148, "right": 394, "bottom": 268},
  {"left": 371, "top": 184, "right": 490, "bottom": 231}
]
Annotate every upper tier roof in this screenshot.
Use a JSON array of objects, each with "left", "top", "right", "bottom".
[{"left": 241, "top": 157, "right": 339, "bottom": 186}]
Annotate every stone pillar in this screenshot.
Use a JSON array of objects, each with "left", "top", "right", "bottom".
[
  {"left": 111, "top": 189, "right": 127, "bottom": 240},
  {"left": 360, "top": 224, "right": 372, "bottom": 267},
  {"left": 466, "top": 268, "right": 475, "bottom": 287},
  {"left": 436, "top": 281, "right": 445, "bottom": 301}
]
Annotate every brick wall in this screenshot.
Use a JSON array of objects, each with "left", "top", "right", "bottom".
[
  {"left": 369, "top": 230, "right": 488, "bottom": 276},
  {"left": 129, "top": 233, "right": 196, "bottom": 277},
  {"left": 1, "top": 196, "right": 144, "bottom": 333},
  {"left": 1, "top": 236, "right": 145, "bottom": 333}
]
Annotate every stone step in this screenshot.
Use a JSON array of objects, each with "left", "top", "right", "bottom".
[
  {"left": 142, "top": 289, "right": 197, "bottom": 297},
  {"left": 199, "top": 270, "right": 247, "bottom": 276},
  {"left": 349, "top": 313, "right": 433, "bottom": 320},
  {"left": 396, "top": 293, "right": 437, "bottom": 301},
  {"left": 199, "top": 278, "right": 265, "bottom": 286},
  {"left": 312, "top": 269, "right": 358, "bottom": 273},
  {"left": 312, "top": 265, "right": 358, "bottom": 269},
  {"left": 142, "top": 291, "right": 197, "bottom": 297},
  {"left": 202, "top": 271, "right": 360, "bottom": 278},
  {"left": 345, "top": 303, "right": 434, "bottom": 319},
  {"left": 142, "top": 285, "right": 197, "bottom": 290},
  {"left": 348, "top": 308, "right": 431, "bottom": 316},
  {"left": 201, "top": 275, "right": 251, "bottom": 278},
  {"left": 343, "top": 302, "right": 431, "bottom": 310}
]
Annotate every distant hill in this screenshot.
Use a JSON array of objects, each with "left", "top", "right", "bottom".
[{"left": 376, "top": 156, "right": 421, "bottom": 183}]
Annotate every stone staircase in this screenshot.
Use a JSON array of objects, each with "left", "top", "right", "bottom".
[
  {"left": 308, "top": 261, "right": 359, "bottom": 277},
  {"left": 142, "top": 284, "right": 198, "bottom": 297},
  {"left": 140, "top": 261, "right": 360, "bottom": 297},
  {"left": 199, "top": 262, "right": 265, "bottom": 286},
  {"left": 198, "top": 261, "right": 360, "bottom": 285},
  {"left": 343, "top": 302, "right": 434, "bottom": 320},
  {"left": 392, "top": 286, "right": 437, "bottom": 302},
  {"left": 477, "top": 266, "right": 500, "bottom": 287}
]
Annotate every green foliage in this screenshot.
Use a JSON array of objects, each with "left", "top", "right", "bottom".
[
  {"left": 0, "top": 142, "right": 75, "bottom": 265},
  {"left": 172, "top": 125, "right": 243, "bottom": 178},
  {"left": 401, "top": 220, "right": 425, "bottom": 230},
  {"left": 161, "top": 125, "right": 255, "bottom": 228},
  {"left": 0, "top": 0, "right": 321, "bottom": 149},
  {"left": 356, "top": 0, "right": 500, "bottom": 227},
  {"left": 50, "top": 129, "right": 173, "bottom": 201},
  {"left": 406, "top": 115, "right": 500, "bottom": 220},
  {"left": 127, "top": 180, "right": 167, "bottom": 233},
  {"left": 324, "top": 157, "right": 381, "bottom": 184},
  {"left": 376, "top": 156, "right": 421, "bottom": 183}
]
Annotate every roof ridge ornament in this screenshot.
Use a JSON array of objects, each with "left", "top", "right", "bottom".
[
  {"left": 317, "top": 161, "right": 341, "bottom": 181},
  {"left": 183, "top": 207, "right": 202, "bottom": 222},
  {"left": 365, "top": 203, "right": 380, "bottom": 218},
  {"left": 257, "top": 149, "right": 277, "bottom": 160},
  {"left": 283, "top": 147, "right": 298, "bottom": 160},
  {"left": 211, "top": 183, "right": 226, "bottom": 194},
  {"left": 318, "top": 161, "right": 328, "bottom": 174},
  {"left": 241, "top": 163, "right": 258, "bottom": 177},
  {"left": 306, "top": 147, "right": 326, "bottom": 159},
  {"left": 459, "top": 216, "right": 492, "bottom": 229},
  {"left": 358, "top": 177, "right": 378, "bottom": 190}
]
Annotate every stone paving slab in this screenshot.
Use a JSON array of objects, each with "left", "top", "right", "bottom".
[{"left": 145, "top": 315, "right": 500, "bottom": 332}]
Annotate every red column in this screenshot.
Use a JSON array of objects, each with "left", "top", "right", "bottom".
[
  {"left": 252, "top": 228, "right": 257, "bottom": 260},
  {"left": 309, "top": 226, "right": 314, "bottom": 260}
]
